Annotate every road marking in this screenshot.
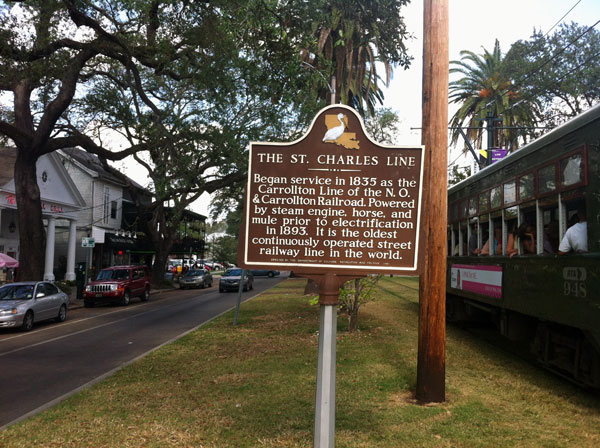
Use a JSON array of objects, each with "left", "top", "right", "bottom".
[
  {"left": 0, "top": 290, "right": 265, "bottom": 431},
  {"left": 0, "top": 293, "right": 184, "bottom": 343},
  {"left": 0, "top": 299, "right": 191, "bottom": 357}
]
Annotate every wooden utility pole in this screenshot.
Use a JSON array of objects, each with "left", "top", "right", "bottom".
[{"left": 417, "top": 0, "right": 449, "bottom": 402}]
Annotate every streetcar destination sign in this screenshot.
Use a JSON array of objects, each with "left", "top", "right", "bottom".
[{"left": 241, "top": 104, "right": 424, "bottom": 274}]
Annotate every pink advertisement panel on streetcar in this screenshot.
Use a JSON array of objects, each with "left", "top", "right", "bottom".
[{"left": 450, "top": 264, "right": 503, "bottom": 299}]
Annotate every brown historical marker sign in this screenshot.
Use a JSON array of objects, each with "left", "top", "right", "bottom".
[{"left": 241, "top": 104, "right": 424, "bottom": 275}]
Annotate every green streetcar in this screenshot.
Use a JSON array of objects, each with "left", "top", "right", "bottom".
[{"left": 447, "top": 104, "right": 600, "bottom": 388}]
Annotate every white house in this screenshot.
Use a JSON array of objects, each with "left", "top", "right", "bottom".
[
  {"left": 0, "top": 147, "right": 86, "bottom": 281},
  {"left": 57, "top": 148, "right": 144, "bottom": 273}
]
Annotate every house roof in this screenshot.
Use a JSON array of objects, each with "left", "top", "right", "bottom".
[
  {"left": 60, "top": 147, "right": 129, "bottom": 186},
  {"left": 59, "top": 148, "right": 152, "bottom": 204},
  {"left": 0, "top": 147, "right": 86, "bottom": 210}
]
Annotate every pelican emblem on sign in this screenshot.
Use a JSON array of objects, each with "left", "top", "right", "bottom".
[
  {"left": 322, "top": 113, "right": 360, "bottom": 149},
  {"left": 322, "top": 113, "right": 346, "bottom": 142}
]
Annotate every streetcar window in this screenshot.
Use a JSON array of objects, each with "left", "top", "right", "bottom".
[
  {"left": 480, "top": 218, "right": 502, "bottom": 256},
  {"left": 458, "top": 224, "right": 467, "bottom": 256},
  {"left": 468, "top": 197, "right": 477, "bottom": 216},
  {"left": 538, "top": 164, "right": 556, "bottom": 194},
  {"left": 479, "top": 215, "right": 490, "bottom": 251},
  {"left": 450, "top": 203, "right": 458, "bottom": 222},
  {"left": 559, "top": 200, "right": 587, "bottom": 254},
  {"left": 468, "top": 218, "right": 480, "bottom": 255},
  {"left": 504, "top": 219, "right": 518, "bottom": 256},
  {"left": 568, "top": 211, "right": 578, "bottom": 227},
  {"left": 504, "top": 206, "right": 518, "bottom": 220},
  {"left": 519, "top": 173, "right": 534, "bottom": 201},
  {"left": 543, "top": 208, "right": 559, "bottom": 253},
  {"left": 519, "top": 207, "right": 537, "bottom": 255},
  {"left": 460, "top": 200, "right": 468, "bottom": 219},
  {"left": 478, "top": 191, "right": 489, "bottom": 213},
  {"left": 491, "top": 186, "right": 502, "bottom": 209},
  {"left": 560, "top": 153, "right": 584, "bottom": 187},
  {"left": 503, "top": 181, "right": 516, "bottom": 205}
]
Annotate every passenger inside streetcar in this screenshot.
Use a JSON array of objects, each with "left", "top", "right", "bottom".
[
  {"left": 506, "top": 223, "right": 518, "bottom": 257},
  {"left": 518, "top": 223, "right": 536, "bottom": 254},
  {"left": 479, "top": 226, "right": 502, "bottom": 256},
  {"left": 468, "top": 218, "right": 479, "bottom": 255},
  {"left": 559, "top": 206, "right": 587, "bottom": 254}
]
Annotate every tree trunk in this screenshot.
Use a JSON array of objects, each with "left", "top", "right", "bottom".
[
  {"left": 149, "top": 229, "right": 175, "bottom": 287},
  {"left": 14, "top": 150, "right": 45, "bottom": 280},
  {"left": 144, "top": 204, "right": 179, "bottom": 287},
  {"left": 348, "top": 308, "right": 359, "bottom": 333},
  {"left": 152, "top": 249, "right": 170, "bottom": 286}
]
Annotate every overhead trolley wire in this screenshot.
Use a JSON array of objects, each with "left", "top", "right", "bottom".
[{"left": 483, "top": 9, "right": 599, "bottom": 112}]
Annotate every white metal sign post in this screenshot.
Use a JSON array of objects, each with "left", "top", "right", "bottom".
[{"left": 314, "top": 302, "right": 337, "bottom": 447}]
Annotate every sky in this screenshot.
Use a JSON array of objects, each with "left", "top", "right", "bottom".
[
  {"left": 116, "top": 0, "right": 600, "bottom": 219},
  {"left": 385, "top": 0, "right": 600, "bottom": 163}
]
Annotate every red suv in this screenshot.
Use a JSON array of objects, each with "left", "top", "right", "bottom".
[{"left": 83, "top": 265, "right": 151, "bottom": 307}]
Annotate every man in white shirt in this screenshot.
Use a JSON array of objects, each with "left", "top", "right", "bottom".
[{"left": 558, "top": 208, "right": 587, "bottom": 254}]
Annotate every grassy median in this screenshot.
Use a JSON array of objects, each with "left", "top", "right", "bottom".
[{"left": 2, "top": 277, "right": 600, "bottom": 447}]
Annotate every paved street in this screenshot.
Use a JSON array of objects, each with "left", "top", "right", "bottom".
[{"left": 0, "top": 274, "right": 287, "bottom": 429}]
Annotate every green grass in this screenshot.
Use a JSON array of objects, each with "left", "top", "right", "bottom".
[{"left": 2, "top": 277, "right": 600, "bottom": 447}]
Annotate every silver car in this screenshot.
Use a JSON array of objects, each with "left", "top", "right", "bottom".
[
  {"left": 0, "top": 282, "right": 69, "bottom": 331},
  {"left": 179, "top": 269, "right": 213, "bottom": 289},
  {"left": 219, "top": 269, "right": 253, "bottom": 293}
]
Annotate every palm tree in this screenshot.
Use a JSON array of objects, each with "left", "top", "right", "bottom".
[
  {"left": 449, "top": 40, "right": 541, "bottom": 156},
  {"left": 300, "top": 0, "right": 411, "bottom": 116}
]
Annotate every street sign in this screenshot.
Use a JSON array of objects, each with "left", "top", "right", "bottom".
[
  {"left": 241, "top": 104, "right": 424, "bottom": 275},
  {"left": 491, "top": 148, "right": 507, "bottom": 164},
  {"left": 81, "top": 237, "right": 95, "bottom": 248}
]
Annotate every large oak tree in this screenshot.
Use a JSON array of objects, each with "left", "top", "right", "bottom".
[
  {"left": 76, "top": 0, "right": 320, "bottom": 284},
  {"left": 0, "top": 0, "right": 208, "bottom": 279}
]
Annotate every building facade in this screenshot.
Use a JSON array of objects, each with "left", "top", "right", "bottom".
[{"left": 0, "top": 148, "right": 86, "bottom": 281}]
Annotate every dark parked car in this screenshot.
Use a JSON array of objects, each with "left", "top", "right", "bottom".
[
  {"left": 179, "top": 269, "right": 213, "bottom": 289},
  {"left": 250, "top": 269, "right": 280, "bottom": 278},
  {"left": 0, "top": 281, "right": 69, "bottom": 331},
  {"left": 83, "top": 265, "right": 150, "bottom": 307},
  {"left": 219, "top": 269, "right": 253, "bottom": 293}
]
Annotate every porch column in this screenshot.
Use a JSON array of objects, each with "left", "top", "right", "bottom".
[
  {"left": 65, "top": 219, "right": 77, "bottom": 281},
  {"left": 43, "top": 216, "right": 56, "bottom": 281}
]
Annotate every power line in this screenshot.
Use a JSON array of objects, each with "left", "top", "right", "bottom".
[
  {"left": 501, "top": 46, "right": 600, "bottom": 115},
  {"left": 542, "top": 0, "right": 583, "bottom": 38},
  {"left": 480, "top": 16, "right": 599, "bottom": 112},
  {"left": 447, "top": 47, "right": 600, "bottom": 170},
  {"left": 505, "top": 18, "right": 600, "bottom": 100}
]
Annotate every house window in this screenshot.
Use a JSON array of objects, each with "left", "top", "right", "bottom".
[
  {"left": 103, "top": 187, "right": 110, "bottom": 224},
  {"left": 110, "top": 201, "right": 118, "bottom": 219}
]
